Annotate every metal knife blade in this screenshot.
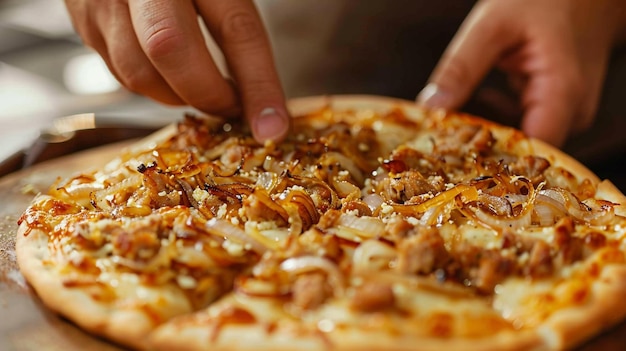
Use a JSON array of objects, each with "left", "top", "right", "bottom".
[{"left": 0, "top": 113, "right": 174, "bottom": 177}]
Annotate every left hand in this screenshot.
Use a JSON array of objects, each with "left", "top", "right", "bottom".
[{"left": 417, "top": 0, "right": 626, "bottom": 147}]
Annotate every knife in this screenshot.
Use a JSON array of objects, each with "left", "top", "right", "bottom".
[{"left": 0, "top": 113, "right": 174, "bottom": 177}]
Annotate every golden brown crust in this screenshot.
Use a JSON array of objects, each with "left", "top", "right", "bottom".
[
  {"left": 150, "top": 322, "right": 544, "bottom": 351},
  {"left": 15, "top": 197, "right": 193, "bottom": 350},
  {"left": 525, "top": 138, "right": 601, "bottom": 185},
  {"left": 16, "top": 223, "right": 156, "bottom": 350},
  {"left": 537, "top": 263, "right": 626, "bottom": 349}
]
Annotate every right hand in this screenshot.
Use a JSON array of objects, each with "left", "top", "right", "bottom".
[{"left": 64, "top": 0, "right": 290, "bottom": 143}]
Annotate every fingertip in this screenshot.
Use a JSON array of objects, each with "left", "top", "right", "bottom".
[
  {"left": 251, "top": 106, "right": 290, "bottom": 144},
  {"left": 416, "top": 83, "right": 456, "bottom": 110}
]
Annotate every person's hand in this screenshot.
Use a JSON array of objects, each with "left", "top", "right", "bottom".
[
  {"left": 417, "top": 0, "right": 626, "bottom": 147},
  {"left": 64, "top": 0, "right": 290, "bottom": 143}
]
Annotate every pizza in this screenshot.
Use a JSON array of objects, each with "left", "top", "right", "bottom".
[{"left": 15, "top": 95, "right": 626, "bottom": 350}]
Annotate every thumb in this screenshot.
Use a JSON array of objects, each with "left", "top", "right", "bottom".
[{"left": 417, "top": 4, "right": 520, "bottom": 111}]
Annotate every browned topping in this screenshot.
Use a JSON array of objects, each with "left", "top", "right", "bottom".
[
  {"left": 509, "top": 156, "right": 550, "bottom": 185},
  {"left": 111, "top": 224, "right": 161, "bottom": 261},
  {"left": 350, "top": 281, "right": 395, "bottom": 312},
  {"left": 209, "top": 305, "right": 258, "bottom": 341},
  {"left": 397, "top": 227, "right": 448, "bottom": 275},
  {"left": 584, "top": 231, "right": 607, "bottom": 249},
  {"left": 427, "top": 312, "right": 454, "bottom": 338},
  {"left": 473, "top": 251, "right": 515, "bottom": 293},
  {"left": 378, "top": 171, "right": 445, "bottom": 203},
  {"left": 316, "top": 209, "right": 342, "bottom": 230},
  {"left": 298, "top": 229, "right": 341, "bottom": 261},
  {"left": 553, "top": 217, "right": 583, "bottom": 265},
  {"left": 525, "top": 240, "right": 553, "bottom": 278},
  {"left": 291, "top": 273, "right": 331, "bottom": 310},
  {"left": 216, "top": 306, "right": 257, "bottom": 324}
]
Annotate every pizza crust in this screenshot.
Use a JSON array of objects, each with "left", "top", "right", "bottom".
[
  {"left": 537, "top": 263, "right": 626, "bottom": 349},
  {"left": 149, "top": 291, "right": 544, "bottom": 351},
  {"left": 150, "top": 321, "right": 544, "bottom": 351},
  {"left": 15, "top": 220, "right": 191, "bottom": 350}
]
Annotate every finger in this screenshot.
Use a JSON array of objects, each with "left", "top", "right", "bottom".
[
  {"left": 97, "top": 2, "right": 184, "bottom": 105},
  {"left": 417, "top": 2, "right": 522, "bottom": 110},
  {"left": 516, "top": 23, "right": 585, "bottom": 147},
  {"left": 196, "top": 0, "right": 290, "bottom": 143},
  {"left": 520, "top": 73, "right": 578, "bottom": 147},
  {"left": 65, "top": 1, "right": 130, "bottom": 94},
  {"left": 64, "top": 0, "right": 109, "bottom": 56},
  {"left": 128, "top": 0, "right": 239, "bottom": 116}
]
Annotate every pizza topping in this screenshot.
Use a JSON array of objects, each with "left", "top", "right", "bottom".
[
  {"left": 280, "top": 255, "right": 345, "bottom": 296},
  {"left": 397, "top": 227, "right": 448, "bottom": 275},
  {"left": 349, "top": 280, "right": 395, "bottom": 312},
  {"left": 17, "top": 103, "right": 626, "bottom": 350},
  {"left": 291, "top": 273, "right": 331, "bottom": 310},
  {"left": 205, "top": 218, "right": 269, "bottom": 255},
  {"left": 525, "top": 240, "right": 554, "bottom": 278},
  {"left": 352, "top": 239, "right": 396, "bottom": 273}
]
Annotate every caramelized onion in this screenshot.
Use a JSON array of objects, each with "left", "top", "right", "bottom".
[
  {"left": 352, "top": 239, "right": 396, "bottom": 273},
  {"left": 234, "top": 276, "right": 286, "bottom": 297},
  {"left": 256, "top": 171, "right": 279, "bottom": 193},
  {"left": 111, "top": 244, "right": 173, "bottom": 272},
  {"left": 465, "top": 180, "right": 537, "bottom": 231},
  {"left": 477, "top": 193, "right": 513, "bottom": 216},
  {"left": 53, "top": 181, "right": 104, "bottom": 207},
  {"left": 285, "top": 175, "right": 341, "bottom": 211},
  {"left": 542, "top": 189, "right": 615, "bottom": 225},
  {"left": 204, "top": 218, "right": 269, "bottom": 255},
  {"left": 177, "top": 179, "right": 200, "bottom": 208},
  {"left": 332, "top": 178, "right": 361, "bottom": 200},
  {"left": 90, "top": 175, "right": 143, "bottom": 211},
  {"left": 363, "top": 193, "right": 384, "bottom": 212},
  {"left": 392, "top": 184, "right": 478, "bottom": 216},
  {"left": 320, "top": 151, "right": 364, "bottom": 185},
  {"left": 335, "top": 213, "right": 386, "bottom": 240},
  {"left": 244, "top": 188, "right": 289, "bottom": 223},
  {"left": 278, "top": 188, "right": 319, "bottom": 234}
]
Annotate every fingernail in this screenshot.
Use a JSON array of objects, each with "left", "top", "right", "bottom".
[
  {"left": 416, "top": 83, "right": 454, "bottom": 109},
  {"left": 254, "top": 107, "right": 289, "bottom": 142}
]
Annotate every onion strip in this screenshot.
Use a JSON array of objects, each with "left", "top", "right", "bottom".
[
  {"left": 205, "top": 218, "right": 269, "bottom": 255},
  {"left": 391, "top": 184, "right": 479, "bottom": 216}
]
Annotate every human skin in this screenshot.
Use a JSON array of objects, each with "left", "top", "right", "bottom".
[
  {"left": 64, "top": 0, "right": 626, "bottom": 147},
  {"left": 417, "top": 0, "right": 626, "bottom": 147},
  {"left": 64, "top": 0, "right": 290, "bottom": 143}
]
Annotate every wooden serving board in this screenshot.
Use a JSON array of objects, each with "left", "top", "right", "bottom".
[{"left": 0, "top": 141, "right": 625, "bottom": 351}]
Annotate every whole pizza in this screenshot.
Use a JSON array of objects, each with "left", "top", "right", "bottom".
[{"left": 15, "top": 95, "right": 626, "bottom": 350}]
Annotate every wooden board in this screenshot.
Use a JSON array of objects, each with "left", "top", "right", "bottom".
[{"left": 1, "top": 137, "right": 625, "bottom": 351}]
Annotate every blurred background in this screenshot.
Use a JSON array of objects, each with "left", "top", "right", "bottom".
[
  {"left": 0, "top": 0, "right": 185, "bottom": 164},
  {"left": 0, "top": 0, "right": 624, "bottom": 188}
]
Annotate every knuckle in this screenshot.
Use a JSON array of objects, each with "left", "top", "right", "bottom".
[
  {"left": 218, "top": 9, "right": 265, "bottom": 46},
  {"left": 186, "top": 90, "right": 237, "bottom": 115},
  {"left": 119, "top": 68, "right": 152, "bottom": 93},
  {"left": 142, "top": 19, "right": 186, "bottom": 60},
  {"left": 109, "top": 57, "right": 154, "bottom": 92},
  {"left": 239, "top": 77, "right": 283, "bottom": 103}
]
